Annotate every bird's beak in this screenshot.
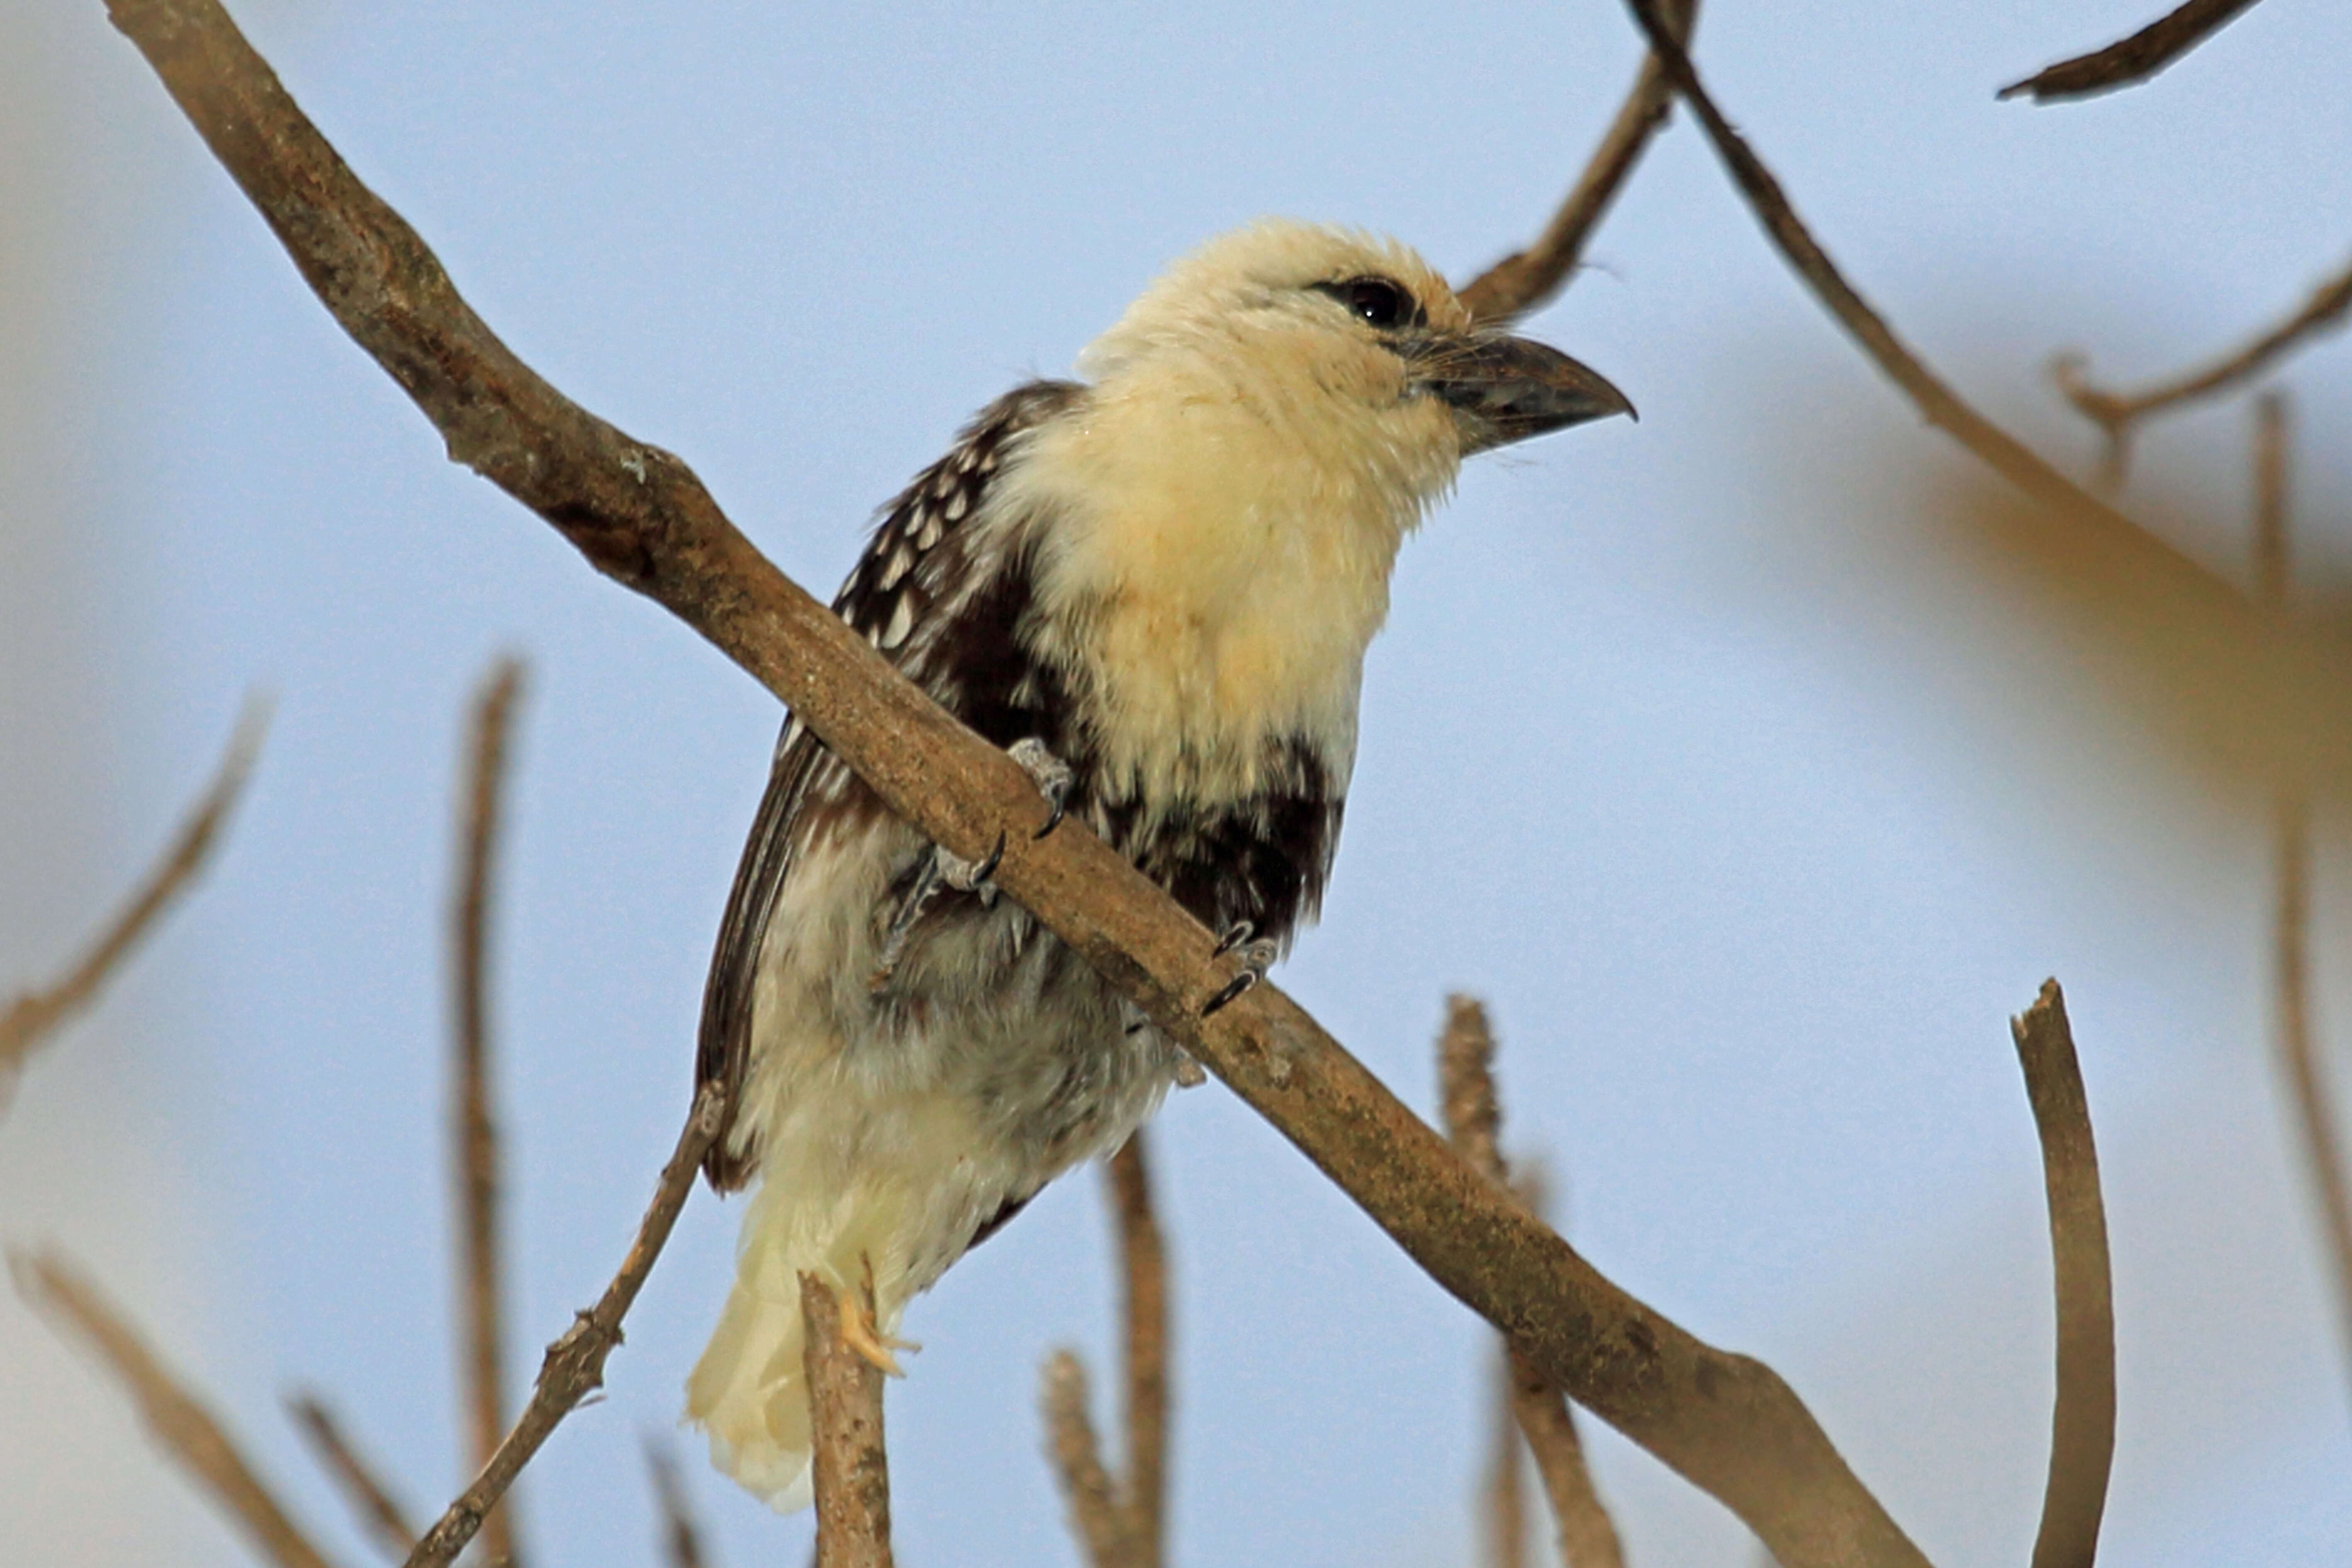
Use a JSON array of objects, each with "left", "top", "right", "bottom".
[{"left": 1406, "top": 333, "right": 1635, "bottom": 454}]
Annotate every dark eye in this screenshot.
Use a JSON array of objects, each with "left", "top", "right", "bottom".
[{"left": 1314, "top": 275, "right": 1420, "bottom": 331}]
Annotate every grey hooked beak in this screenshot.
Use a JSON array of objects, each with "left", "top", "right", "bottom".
[{"left": 1407, "top": 334, "right": 1635, "bottom": 453}]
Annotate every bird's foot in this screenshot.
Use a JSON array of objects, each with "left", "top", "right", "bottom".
[
  {"left": 1010, "top": 737, "right": 1075, "bottom": 840},
  {"left": 869, "top": 854, "right": 947, "bottom": 990},
  {"left": 935, "top": 739, "right": 1072, "bottom": 903},
  {"left": 872, "top": 738, "right": 1071, "bottom": 990},
  {"left": 935, "top": 830, "right": 1008, "bottom": 896},
  {"left": 835, "top": 1288, "right": 921, "bottom": 1379},
  {"left": 1200, "top": 921, "right": 1278, "bottom": 1018}
]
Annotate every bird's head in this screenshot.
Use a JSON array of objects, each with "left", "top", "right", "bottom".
[{"left": 1077, "top": 219, "right": 1632, "bottom": 506}]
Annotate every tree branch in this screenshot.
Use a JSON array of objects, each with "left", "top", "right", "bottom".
[
  {"left": 449, "top": 655, "right": 528, "bottom": 1568},
  {"left": 1108, "top": 1137, "right": 1169, "bottom": 1568},
  {"left": 1457, "top": 0, "right": 1698, "bottom": 324},
  {"left": 1440, "top": 998, "right": 1626, "bottom": 1568},
  {"left": 287, "top": 1392, "right": 421, "bottom": 1559},
  {"left": 1484, "top": 1346, "right": 1531, "bottom": 1568},
  {"left": 2251, "top": 393, "right": 2352, "bottom": 1389},
  {"left": 1043, "top": 1351, "right": 1129, "bottom": 1568},
  {"left": 1, "top": 692, "right": 266, "bottom": 1107},
  {"left": 2053, "top": 252, "right": 2352, "bottom": 485},
  {"left": 12, "top": 1248, "right": 342, "bottom": 1568},
  {"left": 2008, "top": 983, "right": 2115, "bottom": 1568},
  {"left": 801, "top": 1273, "right": 896, "bottom": 1568},
  {"left": 642, "top": 1434, "right": 711, "bottom": 1568},
  {"left": 1043, "top": 1137, "right": 1171, "bottom": 1568},
  {"left": 109, "top": 5, "right": 1932, "bottom": 1561},
  {"left": 1999, "top": 0, "right": 2265, "bottom": 105},
  {"left": 400, "top": 1081, "right": 726, "bottom": 1568}
]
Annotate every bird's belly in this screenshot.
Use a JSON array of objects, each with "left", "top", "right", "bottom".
[{"left": 738, "top": 815, "right": 1178, "bottom": 1300}]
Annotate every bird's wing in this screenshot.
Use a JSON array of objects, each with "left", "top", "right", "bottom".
[{"left": 696, "top": 380, "right": 1086, "bottom": 1190}]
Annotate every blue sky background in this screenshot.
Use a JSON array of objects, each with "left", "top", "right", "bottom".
[{"left": 6, "top": 2, "right": 2352, "bottom": 1565}]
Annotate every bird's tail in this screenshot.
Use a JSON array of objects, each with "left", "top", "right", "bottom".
[
  {"left": 685, "top": 1174, "right": 919, "bottom": 1514},
  {"left": 685, "top": 1204, "right": 821, "bottom": 1513}
]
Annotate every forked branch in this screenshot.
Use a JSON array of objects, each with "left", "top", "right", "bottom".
[
  {"left": 2053, "top": 253, "right": 2352, "bottom": 484},
  {"left": 399, "top": 1082, "right": 726, "bottom": 1568},
  {"left": 1616, "top": 0, "right": 2257, "bottom": 625}
]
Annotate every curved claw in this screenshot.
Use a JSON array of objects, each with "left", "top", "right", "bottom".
[
  {"left": 969, "top": 830, "right": 1007, "bottom": 885},
  {"left": 1200, "top": 969, "right": 1259, "bottom": 1019},
  {"left": 1032, "top": 795, "right": 1066, "bottom": 840},
  {"left": 1212, "top": 919, "right": 1256, "bottom": 957}
]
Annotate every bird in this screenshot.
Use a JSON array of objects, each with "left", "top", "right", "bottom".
[{"left": 684, "top": 218, "right": 1631, "bottom": 1509}]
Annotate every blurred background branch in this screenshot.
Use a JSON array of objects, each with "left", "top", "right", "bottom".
[
  {"left": 1440, "top": 997, "right": 1626, "bottom": 1568},
  {"left": 1458, "top": 0, "right": 1698, "bottom": 324},
  {"left": 2053, "top": 254, "right": 2352, "bottom": 485},
  {"left": 0, "top": 694, "right": 265, "bottom": 1110},
  {"left": 287, "top": 1393, "right": 420, "bottom": 1560},
  {"left": 2252, "top": 392, "right": 2352, "bottom": 1389},
  {"left": 1042, "top": 1134, "right": 1173, "bottom": 1568},
  {"left": 643, "top": 1436, "right": 713, "bottom": 1568},
  {"left": 12, "top": 1247, "right": 343, "bottom": 1568},
  {"left": 449, "top": 656, "right": 528, "bottom": 1568}
]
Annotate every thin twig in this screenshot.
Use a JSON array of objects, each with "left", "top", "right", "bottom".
[
  {"left": 113, "top": 7, "right": 1935, "bottom": 1561},
  {"left": 1485, "top": 1345, "right": 1530, "bottom": 1568},
  {"left": 450, "top": 656, "right": 528, "bottom": 1568},
  {"left": 2054, "top": 253, "right": 2352, "bottom": 485},
  {"left": 12, "top": 1248, "right": 341, "bottom": 1568},
  {"left": 1457, "top": 0, "right": 1699, "bottom": 323},
  {"left": 1439, "top": 998, "right": 1626, "bottom": 1568},
  {"left": 2008, "top": 982, "right": 2116, "bottom": 1568},
  {"left": 1042, "top": 1142, "right": 1168, "bottom": 1568},
  {"left": 1107, "top": 1137, "right": 1169, "bottom": 1568},
  {"left": 1044, "top": 1351, "right": 1128, "bottom": 1568},
  {"left": 643, "top": 1434, "right": 712, "bottom": 1568},
  {"left": 801, "top": 1273, "right": 895, "bottom": 1568},
  {"left": 287, "top": 1392, "right": 420, "bottom": 1559},
  {"left": 401, "top": 1082, "right": 726, "bottom": 1568},
  {"left": 2252, "top": 394, "right": 2352, "bottom": 1383},
  {"left": 1999, "top": 0, "right": 2265, "bottom": 104},
  {"left": 0, "top": 693, "right": 267, "bottom": 1105},
  {"left": 1617, "top": 0, "right": 2258, "bottom": 631}
]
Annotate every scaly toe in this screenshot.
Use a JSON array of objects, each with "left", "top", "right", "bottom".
[
  {"left": 835, "top": 1291, "right": 920, "bottom": 1378},
  {"left": 1009, "top": 738, "right": 1076, "bottom": 840}
]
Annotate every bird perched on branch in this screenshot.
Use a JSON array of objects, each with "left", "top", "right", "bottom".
[{"left": 686, "top": 219, "right": 1630, "bottom": 1508}]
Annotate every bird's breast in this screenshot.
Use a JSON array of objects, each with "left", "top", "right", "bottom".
[{"left": 1009, "top": 387, "right": 1416, "bottom": 810}]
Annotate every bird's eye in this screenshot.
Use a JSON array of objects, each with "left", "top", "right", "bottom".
[{"left": 1314, "top": 276, "right": 1420, "bottom": 331}]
